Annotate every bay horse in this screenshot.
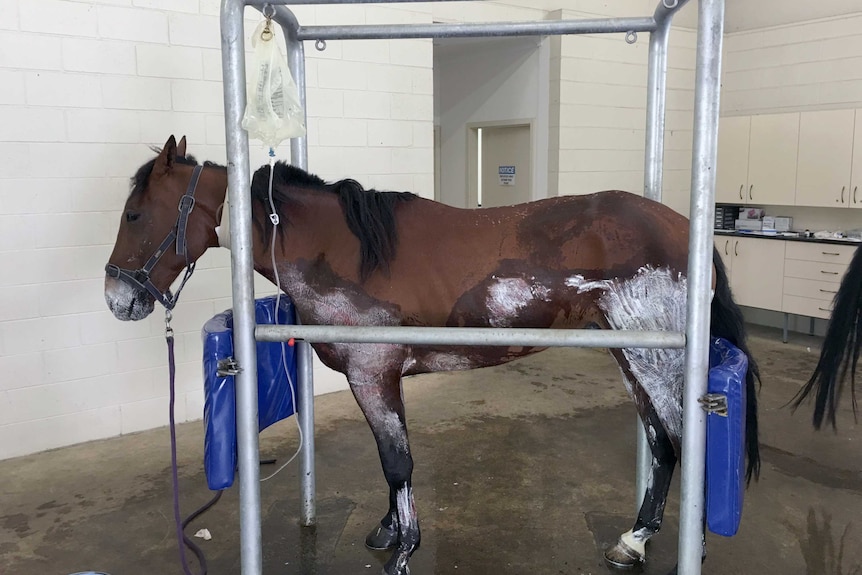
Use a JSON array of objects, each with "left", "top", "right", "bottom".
[
  {"left": 793, "top": 244, "right": 862, "bottom": 428},
  {"left": 105, "top": 136, "right": 760, "bottom": 575}
]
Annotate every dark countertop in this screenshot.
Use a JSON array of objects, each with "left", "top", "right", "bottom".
[{"left": 714, "top": 229, "right": 862, "bottom": 247}]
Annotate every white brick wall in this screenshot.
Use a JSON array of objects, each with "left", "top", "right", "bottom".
[
  {"left": 0, "top": 0, "right": 433, "bottom": 460},
  {"left": 723, "top": 13, "right": 862, "bottom": 114},
  {"left": 550, "top": 8, "right": 696, "bottom": 215}
]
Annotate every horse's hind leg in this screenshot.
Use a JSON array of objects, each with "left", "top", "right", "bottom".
[
  {"left": 350, "top": 372, "right": 419, "bottom": 575},
  {"left": 605, "top": 402, "right": 677, "bottom": 569}
]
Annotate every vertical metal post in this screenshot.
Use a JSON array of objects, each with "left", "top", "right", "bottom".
[
  {"left": 275, "top": 6, "right": 318, "bottom": 527},
  {"left": 220, "top": 0, "right": 262, "bottom": 574},
  {"left": 637, "top": 14, "right": 672, "bottom": 510},
  {"left": 680, "top": 0, "right": 725, "bottom": 573}
]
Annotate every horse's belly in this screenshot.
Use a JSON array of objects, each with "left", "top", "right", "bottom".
[{"left": 407, "top": 345, "right": 547, "bottom": 376}]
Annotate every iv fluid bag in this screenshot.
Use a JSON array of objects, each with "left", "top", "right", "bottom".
[{"left": 242, "top": 20, "right": 306, "bottom": 148}]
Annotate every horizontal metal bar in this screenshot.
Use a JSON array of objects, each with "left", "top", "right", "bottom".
[
  {"left": 256, "top": 325, "right": 685, "bottom": 349},
  {"left": 247, "top": 0, "right": 458, "bottom": 4},
  {"left": 297, "top": 17, "right": 656, "bottom": 41}
]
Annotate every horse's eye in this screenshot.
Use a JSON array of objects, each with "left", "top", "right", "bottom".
[{"left": 125, "top": 211, "right": 141, "bottom": 223}]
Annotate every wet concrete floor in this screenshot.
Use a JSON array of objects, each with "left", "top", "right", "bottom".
[{"left": 1, "top": 325, "right": 861, "bottom": 575}]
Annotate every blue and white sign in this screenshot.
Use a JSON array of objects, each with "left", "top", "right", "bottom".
[{"left": 498, "top": 165, "right": 516, "bottom": 186}]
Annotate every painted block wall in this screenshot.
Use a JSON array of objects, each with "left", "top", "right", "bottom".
[
  {"left": 550, "top": 3, "right": 697, "bottom": 216},
  {"left": 0, "top": 0, "right": 433, "bottom": 460}
]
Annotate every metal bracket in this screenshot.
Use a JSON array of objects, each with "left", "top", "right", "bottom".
[
  {"left": 698, "top": 393, "right": 728, "bottom": 417},
  {"left": 217, "top": 357, "right": 242, "bottom": 377}
]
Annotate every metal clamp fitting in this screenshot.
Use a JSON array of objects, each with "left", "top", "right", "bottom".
[
  {"left": 217, "top": 357, "right": 242, "bottom": 377},
  {"left": 698, "top": 393, "right": 728, "bottom": 417}
]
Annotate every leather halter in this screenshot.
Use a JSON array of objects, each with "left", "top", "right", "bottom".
[{"left": 105, "top": 165, "right": 203, "bottom": 311}]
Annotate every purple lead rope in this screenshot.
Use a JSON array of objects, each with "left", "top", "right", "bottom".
[{"left": 168, "top": 332, "right": 195, "bottom": 575}]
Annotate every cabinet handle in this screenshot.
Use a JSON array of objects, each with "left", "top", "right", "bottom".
[
  {"left": 734, "top": 241, "right": 738, "bottom": 257},
  {"left": 819, "top": 288, "right": 838, "bottom": 294},
  {"left": 819, "top": 307, "right": 831, "bottom": 312},
  {"left": 748, "top": 184, "right": 753, "bottom": 200},
  {"left": 821, "top": 251, "right": 840, "bottom": 256},
  {"left": 855, "top": 186, "right": 858, "bottom": 204},
  {"left": 739, "top": 184, "right": 744, "bottom": 200},
  {"left": 724, "top": 239, "right": 729, "bottom": 256},
  {"left": 820, "top": 270, "right": 839, "bottom": 275},
  {"left": 841, "top": 186, "right": 846, "bottom": 204}
]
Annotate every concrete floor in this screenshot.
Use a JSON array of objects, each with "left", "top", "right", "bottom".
[{"left": 2, "top": 325, "right": 861, "bottom": 575}]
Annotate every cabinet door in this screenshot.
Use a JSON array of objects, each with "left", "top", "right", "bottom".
[
  {"left": 747, "top": 113, "right": 799, "bottom": 206},
  {"left": 729, "top": 237, "right": 785, "bottom": 311},
  {"left": 716, "top": 116, "right": 750, "bottom": 203},
  {"left": 852, "top": 109, "right": 862, "bottom": 209},
  {"left": 796, "top": 109, "right": 854, "bottom": 208},
  {"left": 715, "top": 237, "right": 733, "bottom": 275}
]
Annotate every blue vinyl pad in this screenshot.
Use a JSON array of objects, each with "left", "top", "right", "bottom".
[
  {"left": 705, "top": 337, "right": 748, "bottom": 537},
  {"left": 202, "top": 296, "right": 299, "bottom": 491}
]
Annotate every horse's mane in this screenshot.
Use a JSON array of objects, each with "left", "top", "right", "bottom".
[{"left": 250, "top": 161, "right": 417, "bottom": 282}]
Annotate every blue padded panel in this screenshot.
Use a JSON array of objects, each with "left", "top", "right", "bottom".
[
  {"left": 202, "top": 296, "right": 299, "bottom": 491},
  {"left": 706, "top": 337, "right": 748, "bottom": 537}
]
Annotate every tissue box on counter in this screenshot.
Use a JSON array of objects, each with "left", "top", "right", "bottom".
[
  {"left": 761, "top": 216, "right": 793, "bottom": 232},
  {"left": 738, "top": 207, "right": 765, "bottom": 220},
  {"left": 735, "top": 219, "right": 762, "bottom": 231}
]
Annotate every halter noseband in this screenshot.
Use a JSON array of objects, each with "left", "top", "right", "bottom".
[{"left": 105, "top": 165, "right": 203, "bottom": 311}]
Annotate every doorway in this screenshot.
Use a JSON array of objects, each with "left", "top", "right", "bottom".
[{"left": 467, "top": 122, "right": 532, "bottom": 208}]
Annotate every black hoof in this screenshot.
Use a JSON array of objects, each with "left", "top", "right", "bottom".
[
  {"left": 603, "top": 539, "right": 644, "bottom": 571},
  {"left": 365, "top": 522, "right": 398, "bottom": 551}
]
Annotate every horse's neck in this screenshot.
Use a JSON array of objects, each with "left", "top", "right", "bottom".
[{"left": 251, "top": 186, "right": 352, "bottom": 295}]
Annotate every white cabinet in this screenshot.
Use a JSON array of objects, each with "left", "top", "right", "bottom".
[
  {"left": 852, "top": 109, "right": 862, "bottom": 209},
  {"left": 716, "top": 116, "right": 751, "bottom": 204},
  {"left": 715, "top": 113, "right": 799, "bottom": 206},
  {"left": 716, "top": 236, "right": 785, "bottom": 312},
  {"left": 782, "top": 243, "right": 856, "bottom": 319},
  {"left": 795, "top": 109, "right": 855, "bottom": 208},
  {"left": 747, "top": 113, "right": 799, "bottom": 206}
]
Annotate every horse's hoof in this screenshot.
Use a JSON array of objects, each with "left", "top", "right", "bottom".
[
  {"left": 365, "top": 523, "right": 398, "bottom": 551},
  {"left": 604, "top": 538, "right": 645, "bottom": 570}
]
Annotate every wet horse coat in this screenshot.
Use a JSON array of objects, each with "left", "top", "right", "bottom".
[{"left": 104, "top": 136, "right": 760, "bottom": 575}]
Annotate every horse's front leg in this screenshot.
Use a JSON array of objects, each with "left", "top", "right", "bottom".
[
  {"left": 605, "top": 404, "right": 678, "bottom": 570},
  {"left": 350, "top": 370, "right": 419, "bottom": 575}
]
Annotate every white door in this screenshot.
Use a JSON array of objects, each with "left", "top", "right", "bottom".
[{"left": 472, "top": 124, "right": 532, "bottom": 208}]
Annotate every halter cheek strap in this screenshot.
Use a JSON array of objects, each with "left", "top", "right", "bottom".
[{"left": 105, "top": 165, "right": 203, "bottom": 311}]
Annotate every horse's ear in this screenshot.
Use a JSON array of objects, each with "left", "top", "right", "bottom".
[
  {"left": 154, "top": 135, "right": 178, "bottom": 176},
  {"left": 176, "top": 136, "right": 187, "bottom": 159}
]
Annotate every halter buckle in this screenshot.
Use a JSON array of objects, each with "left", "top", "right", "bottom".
[{"left": 178, "top": 194, "right": 196, "bottom": 214}]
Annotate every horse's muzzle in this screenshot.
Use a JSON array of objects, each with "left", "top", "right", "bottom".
[{"left": 104, "top": 275, "right": 155, "bottom": 321}]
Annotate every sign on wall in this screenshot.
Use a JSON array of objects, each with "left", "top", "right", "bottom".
[{"left": 498, "top": 165, "right": 516, "bottom": 186}]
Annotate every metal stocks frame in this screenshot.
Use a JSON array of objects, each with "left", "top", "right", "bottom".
[{"left": 218, "top": 0, "right": 724, "bottom": 573}]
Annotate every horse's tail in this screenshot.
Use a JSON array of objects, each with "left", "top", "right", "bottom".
[
  {"left": 791, "top": 244, "right": 862, "bottom": 429},
  {"left": 709, "top": 248, "right": 761, "bottom": 483}
]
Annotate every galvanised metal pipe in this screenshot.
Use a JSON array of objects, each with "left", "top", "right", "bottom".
[
  {"left": 256, "top": 325, "right": 686, "bottom": 349},
  {"left": 220, "top": 0, "right": 262, "bottom": 574},
  {"left": 272, "top": 5, "right": 318, "bottom": 527},
  {"left": 638, "top": 6, "right": 675, "bottom": 512},
  {"left": 654, "top": 0, "right": 692, "bottom": 26},
  {"left": 297, "top": 18, "right": 657, "bottom": 41},
  {"left": 679, "top": 0, "right": 725, "bottom": 572},
  {"left": 249, "top": 0, "right": 460, "bottom": 4}
]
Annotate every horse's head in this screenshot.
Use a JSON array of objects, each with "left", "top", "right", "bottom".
[{"left": 105, "top": 135, "right": 224, "bottom": 321}]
